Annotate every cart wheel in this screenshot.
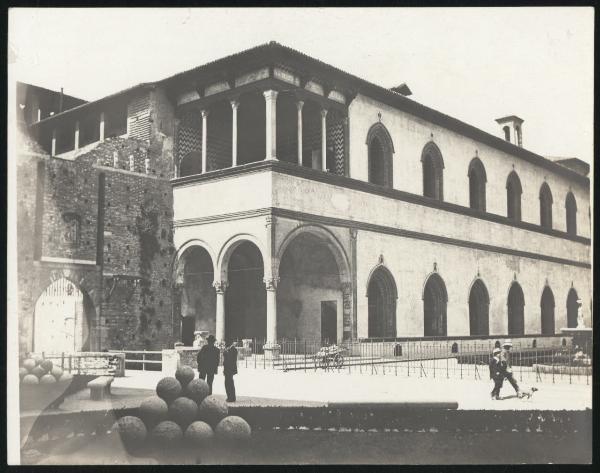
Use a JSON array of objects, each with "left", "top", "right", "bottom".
[{"left": 334, "top": 354, "right": 344, "bottom": 369}]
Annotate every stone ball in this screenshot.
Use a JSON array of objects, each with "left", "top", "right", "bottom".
[
  {"left": 50, "top": 366, "right": 64, "bottom": 380},
  {"left": 31, "top": 366, "right": 46, "bottom": 379},
  {"left": 183, "top": 378, "right": 210, "bottom": 405},
  {"left": 156, "top": 377, "right": 182, "bottom": 404},
  {"left": 32, "top": 355, "right": 44, "bottom": 366},
  {"left": 19, "top": 367, "right": 29, "bottom": 380},
  {"left": 169, "top": 397, "right": 198, "bottom": 428},
  {"left": 184, "top": 421, "right": 214, "bottom": 446},
  {"left": 40, "top": 359, "right": 54, "bottom": 372},
  {"left": 58, "top": 372, "right": 73, "bottom": 384},
  {"left": 175, "top": 366, "right": 195, "bottom": 388},
  {"left": 139, "top": 396, "right": 169, "bottom": 428},
  {"left": 22, "top": 374, "right": 39, "bottom": 385},
  {"left": 151, "top": 420, "right": 183, "bottom": 444},
  {"left": 198, "top": 395, "right": 228, "bottom": 427},
  {"left": 39, "top": 374, "right": 57, "bottom": 384},
  {"left": 111, "top": 416, "right": 147, "bottom": 447},
  {"left": 22, "top": 359, "right": 36, "bottom": 371},
  {"left": 215, "top": 416, "right": 252, "bottom": 441}
]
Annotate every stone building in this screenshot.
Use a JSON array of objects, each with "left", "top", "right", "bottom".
[{"left": 16, "top": 42, "right": 591, "bottom": 355}]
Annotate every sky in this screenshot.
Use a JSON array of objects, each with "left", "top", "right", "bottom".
[{"left": 8, "top": 7, "right": 594, "bottom": 164}]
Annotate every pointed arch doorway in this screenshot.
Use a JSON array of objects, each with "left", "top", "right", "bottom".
[{"left": 367, "top": 266, "right": 397, "bottom": 338}]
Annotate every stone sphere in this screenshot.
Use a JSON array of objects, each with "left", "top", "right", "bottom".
[
  {"left": 183, "top": 378, "right": 210, "bottom": 405},
  {"left": 22, "top": 359, "right": 36, "bottom": 371},
  {"left": 31, "top": 366, "right": 46, "bottom": 378},
  {"left": 32, "top": 355, "right": 44, "bottom": 366},
  {"left": 58, "top": 372, "right": 73, "bottom": 384},
  {"left": 151, "top": 420, "right": 183, "bottom": 444},
  {"left": 198, "top": 395, "right": 228, "bottom": 427},
  {"left": 215, "top": 416, "right": 252, "bottom": 441},
  {"left": 39, "top": 374, "right": 57, "bottom": 384},
  {"left": 169, "top": 397, "right": 198, "bottom": 428},
  {"left": 156, "top": 377, "right": 182, "bottom": 404},
  {"left": 40, "top": 359, "right": 54, "bottom": 372},
  {"left": 184, "top": 421, "right": 214, "bottom": 446},
  {"left": 111, "top": 416, "right": 147, "bottom": 447},
  {"left": 175, "top": 366, "right": 195, "bottom": 388},
  {"left": 50, "top": 366, "right": 64, "bottom": 380},
  {"left": 19, "top": 367, "right": 29, "bottom": 380},
  {"left": 22, "top": 374, "right": 39, "bottom": 385},
  {"left": 139, "top": 396, "right": 169, "bottom": 428}
]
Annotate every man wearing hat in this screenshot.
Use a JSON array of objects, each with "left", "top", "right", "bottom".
[
  {"left": 500, "top": 339, "right": 523, "bottom": 398},
  {"left": 197, "top": 334, "right": 220, "bottom": 395},
  {"left": 489, "top": 347, "right": 505, "bottom": 400}
]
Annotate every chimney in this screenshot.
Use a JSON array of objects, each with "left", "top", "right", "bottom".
[
  {"left": 59, "top": 87, "right": 64, "bottom": 113},
  {"left": 495, "top": 115, "right": 524, "bottom": 147}
]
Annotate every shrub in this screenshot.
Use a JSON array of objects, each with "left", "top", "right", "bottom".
[
  {"left": 184, "top": 421, "right": 214, "bottom": 446},
  {"left": 111, "top": 416, "right": 147, "bottom": 447},
  {"left": 183, "top": 378, "right": 210, "bottom": 405},
  {"left": 156, "top": 377, "right": 182, "bottom": 404},
  {"left": 151, "top": 420, "right": 183, "bottom": 444},
  {"left": 198, "top": 395, "right": 228, "bottom": 427},
  {"left": 215, "top": 416, "right": 251, "bottom": 441},
  {"left": 175, "top": 366, "right": 195, "bottom": 388},
  {"left": 139, "top": 396, "right": 169, "bottom": 428},
  {"left": 169, "top": 397, "right": 198, "bottom": 428}
]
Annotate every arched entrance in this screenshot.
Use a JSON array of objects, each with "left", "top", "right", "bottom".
[
  {"left": 423, "top": 273, "right": 447, "bottom": 336},
  {"left": 566, "top": 288, "right": 579, "bottom": 328},
  {"left": 225, "top": 241, "right": 266, "bottom": 342},
  {"left": 468, "top": 279, "right": 489, "bottom": 336},
  {"left": 507, "top": 282, "right": 525, "bottom": 335},
  {"left": 367, "top": 266, "right": 397, "bottom": 338},
  {"left": 33, "top": 278, "right": 94, "bottom": 353},
  {"left": 278, "top": 232, "right": 346, "bottom": 343},
  {"left": 176, "top": 246, "right": 215, "bottom": 346},
  {"left": 540, "top": 286, "right": 555, "bottom": 335}
]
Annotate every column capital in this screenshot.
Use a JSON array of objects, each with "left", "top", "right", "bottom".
[
  {"left": 263, "top": 277, "right": 280, "bottom": 291},
  {"left": 296, "top": 100, "right": 304, "bottom": 111},
  {"left": 230, "top": 99, "right": 240, "bottom": 110},
  {"left": 201, "top": 109, "right": 210, "bottom": 118},
  {"left": 263, "top": 89, "right": 279, "bottom": 101},
  {"left": 320, "top": 108, "right": 328, "bottom": 118},
  {"left": 213, "top": 280, "right": 229, "bottom": 293}
]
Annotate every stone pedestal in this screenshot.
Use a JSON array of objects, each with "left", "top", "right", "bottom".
[
  {"left": 263, "top": 343, "right": 281, "bottom": 360},
  {"left": 161, "top": 349, "right": 180, "bottom": 376},
  {"left": 560, "top": 327, "right": 593, "bottom": 352},
  {"left": 242, "top": 338, "right": 253, "bottom": 357}
]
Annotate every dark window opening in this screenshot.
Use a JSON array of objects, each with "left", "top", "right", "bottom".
[
  {"left": 540, "top": 286, "right": 555, "bottom": 335},
  {"left": 423, "top": 273, "right": 447, "bottom": 336},
  {"left": 104, "top": 102, "right": 128, "bottom": 138},
  {"left": 468, "top": 158, "right": 487, "bottom": 212},
  {"left": 421, "top": 143, "right": 444, "bottom": 201},
  {"left": 503, "top": 126, "right": 510, "bottom": 142},
  {"left": 507, "top": 282, "right": 525, "bottom": 335},
  {"left": 506, "top": 171, "right": 522, "bottom": 221},
  {"left": 566, "top": 192, "right": 577, "bottom": 236},
  {"left": 539, "top": 183, "right": 553, "bottom": 229}
]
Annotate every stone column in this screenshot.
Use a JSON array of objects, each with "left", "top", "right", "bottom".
[
  {"left": 201, "top": 109, "right": 209, "bottom": 173},
  {"left": 74, "top": 121, "right": 80, "bottom": 151},
  {"left": 342, "top": 282, "right": 353, "bottom": 341},
  {"left": 213, "top": 281, "right": 228, "bottom": 343},
  {"left": 99, "top": 112, "right": 105, "bottom": 142},
  {"left": 296, "top": 100, "right": 304, "bottom": 166},
  {"left": 321, "top": 108, "right": 328, "bottom": 171},
  {"left": 263, "top": 277, "right": 280, "bottom": 359},
  {"left": 51, "top": 129, "right": 56, "bottom": 157},
  {"left": 231, "top": 100, "right": 239, "bottom": 167},
  {"left": 263, "top": 90, "right": 278, "bottom": 160}
]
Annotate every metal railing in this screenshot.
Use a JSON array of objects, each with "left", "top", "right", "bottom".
[
  {"left": 26, "top": 352, "right": 125, "bottom": 377},
  {"left": 108, "top": 350, "right": 162, "bottom": 371}
]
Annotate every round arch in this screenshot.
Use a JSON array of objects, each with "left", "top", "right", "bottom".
[
  {"left": 172, "top": 239, "right": 217, "bottom": 283},
  {"left": 217, "top": 233, "right": 268, "bottom": 283},
  {"left": 366, "top": 264, "right": 398, "bottom": 338},
  {"left": 366, "top": 122, "right": 395, "bottom": 188},
  {"left": 422, "top": 272, "right": 448, "bottom": 337}
]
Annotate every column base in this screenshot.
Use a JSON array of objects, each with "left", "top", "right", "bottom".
[{"left": 262, "top": 343, "right": 281, "bottom": 360}]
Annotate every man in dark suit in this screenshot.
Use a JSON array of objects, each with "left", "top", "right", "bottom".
[
  {"left": 489, "top": 347, "right": 504, "bottom": 400},
  {"left": 197, "top": 334, "right": 220, "bottom": 395},
  {"left": 223, "top": 341, "right": 238, "bottom": 402}
]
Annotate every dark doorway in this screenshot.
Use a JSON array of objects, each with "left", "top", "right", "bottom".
[
  {"left": 367, "top": 266, "right": 397, "bottom": 338},
  {"left": 507, "top": 282, "right": 525, "bottom": 335},
  {"left": 567, "top": 288, "right": 579, "bottom": 328},
  {"left": 321, "top": 301, "right": 337, "bottom": 344},
  {"left": 468, "top": 279, "right": 489, "bottom": 336},
  {"left": 225, "top": 241, "right": 266, "bottom": 342},
  {"left": 181, "top": 317, "right": 196, "bottom": 346},
  {"left": 423, "top": 273, "right": 448, "bottom": 336},
  {"left": 540, "top": 286, "right": 555, "bottom": 335}
]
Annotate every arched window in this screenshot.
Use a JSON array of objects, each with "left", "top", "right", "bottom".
[
  {"left": 506, "top": 171, "right": 522, "bottom": 221},
  {"left": 539, "top": 182, "right": 553, "bottom": 229},
  {"left": 540, "top": 286, "right": 555, "bottom": 335},
  {"left": 468, "top": 158, "right": 487, "bottom": 212},
  {"left": 469, "top": 279, "right": 490, "bottom": 336},
  {"left": 507, "top": 282, "right": 525, "bottom": 335},
  {"left": 566, "top": 192, "right": 577, "bottom": 236},
  {"left": 421, "top": 142, "right": 444, "bottom": 201},
  {"left": 423, "top": 273, "right": 448, "bottom": 336},
  {"left": 366, "top": 123, "right": 394, "bottom": 188},
  {"left": 367, "top": 265, "right": 398, "bottom": 338},
  {"left": 566, "top": 288, "right": 579, "bottom": 328}
]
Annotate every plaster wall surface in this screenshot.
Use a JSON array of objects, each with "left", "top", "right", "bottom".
[{"left": 348, "top": 94, "right": 591, "bottom": 238}]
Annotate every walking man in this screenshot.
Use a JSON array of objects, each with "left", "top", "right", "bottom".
[
  {"left": 197, "top": 334, "right": 220, "bottom": 395},
  {"left": 489, "top": 347, "right": 504, "bottom": 400},
  {"left": 223, "top": 340, "right": 238, "bottom": 402},
  {"left": 500, "top": 339, "right": 523, "bottom": 398}
]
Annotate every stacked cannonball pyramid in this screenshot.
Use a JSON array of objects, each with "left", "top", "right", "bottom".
[
  {"left": 19, "top": 355, "right": 73, "bottom": 386},
  {"left": 111, "top": 365, "right": 251, "bottom": 449}
]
